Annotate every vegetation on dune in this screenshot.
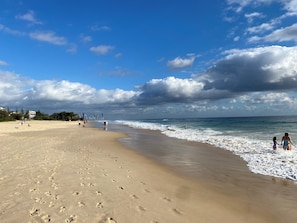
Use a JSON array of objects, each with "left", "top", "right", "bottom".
[{"left": 0, "top": 108, "right": 81, "bottom": 122}]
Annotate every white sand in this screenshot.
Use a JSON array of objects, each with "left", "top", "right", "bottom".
[{"left": 0, "top": 121, "right": 278, "bottom": 222}]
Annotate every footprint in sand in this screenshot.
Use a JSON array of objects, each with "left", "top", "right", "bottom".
[
  {"left": 163, "top": 197, "right": 172, "bottom": 202},
  {"left": 72, "top": 191, "right": 82, "bottom": 196},
  {"left": 65, "top": 215, "right": 77, "bottom": 223},
  {"left": 29, "top": 188, "right": 38, "bottom": 193},
  {"left": 41, "top": 214, "right": 51, "bottom": 222},
  {"left": 140, "top": 181, "right": 146, "bottom": 185},
  {"left": 45, "top": 191, "right": 52, "bottom": 196},
  {"left": 95, "top": 190, "right": 102, "bottom": 196},
  {"left": 52, "top": 194, "right": 60, "bottom": 200},
  {"left": 96, "top": 202, "right": 104, "bottom": 208},
  {"left": 17, "top": 183, "right": 26, "bottom": 188},
  {"left": 78, "top": 201, "right": 85, "bottom": 207},
  {"left": 98, "top": 216, "right": 117, "bottom": 223},
  {"left": 108, "top": 217, "right": 117, "bottom": 223},
  {"left": 131, "top": 194, "right": 139, "bottom": 199},
  {"left": 29, "top": 208, "right": 40, "bottom": 216},
  {"left": 137, "top": 206, "right": 146, "bottom": 212},
  {"left": 60, "top": 206, "right": 66, "bottom": 213},
  {"left": 48, "top": 201, "right": 55, "bottom": 208},
  {"left": 51, "top": 183, "right": 59, "bottom": 190},
  {"left": 172, "top": 208, "right": 183, "bottom": 215},
  {"left": 34, "top": 197, "right": 45, "bottom": 204}
]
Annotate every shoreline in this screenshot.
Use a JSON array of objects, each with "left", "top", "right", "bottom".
[
  {"left": 0, "top": 121, "right": 296, "bottom": 222},
  {"left": 106, "top": 122, "right": 297, "bottom": 221}
]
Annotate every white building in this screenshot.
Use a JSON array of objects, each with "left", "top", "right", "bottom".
[{"left": 29, "top": 110, "right": 36, "bottom": 119}]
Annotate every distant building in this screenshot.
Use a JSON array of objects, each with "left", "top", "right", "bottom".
[{"left": 29, "top": 110, "right": 36, "bottom": 119}]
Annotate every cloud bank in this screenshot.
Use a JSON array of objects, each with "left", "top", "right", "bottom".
[{"left": 2, "top": 45, "right": 297, "bottom": 117}]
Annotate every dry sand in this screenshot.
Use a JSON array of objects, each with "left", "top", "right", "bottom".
[{"left": 0, "top": 120, "right": 295, "bottom": 223}]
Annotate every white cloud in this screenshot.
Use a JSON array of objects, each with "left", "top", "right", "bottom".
[
  {"left": 2, "top": 43, "right": 297, "bottom": 117},
  {"left": 246, "top": 22, "right": 276, "bottom": 34},
  {"left": 0, "top": 70, "right": 139, "bottom": 111},
  {"left": 283, "top": 0, "right": 297, "bottom": 13},
  {"left": 244, "top": 12, "right": 265, "bottom": 23},
  {"left": 90, "top": 45, "right": 115, "bottom": 55},
  {"left": 29, "top": 31, "right": 67, "bottom": 45},
  {"left": 0, "top": 23, "right": 25, "bottom": 36},
  {"left": 0, "top": 60, "right": 8, "bottom": 66},
  {"left": 80, "top": 34, "right": 92, "bottom": 43},
  {"left": 261, "top": 23, "right": 297, "bottom": 42},
  {"left": 167, "top": 56, "right": 195, "bottom": 70},
  {"left": 90, "top": 25, "right": 111, "bottom": 32},
  {"left": 227, "top": 0, "right": 276, "bottom": 13},
  {"left": 233, "top": 36, "right": 240, "bottom": 41},
  {"left": 15, "top": 10, "right": 42, "bottom": 25}
]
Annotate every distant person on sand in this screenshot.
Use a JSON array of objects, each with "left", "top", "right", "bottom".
[
  {"left": 272, "top": 136, "right": 278, "bottom": 150},
  {"left": 281, "top": 133, "right": 293, "bottom": 150}
]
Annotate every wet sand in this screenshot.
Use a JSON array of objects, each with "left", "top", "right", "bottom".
[
  {"left": 111, "top": 124, "right": 297, "bottom": 223},
  {"left": 0, "top": 120, "right": 296, "bottom": 222}
]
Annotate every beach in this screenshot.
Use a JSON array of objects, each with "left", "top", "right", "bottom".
[{"left": 0, "top": 121, "right": 297, "bottom": 223}]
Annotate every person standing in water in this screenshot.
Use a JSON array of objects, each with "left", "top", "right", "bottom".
[
  {"left": 281, "top": 133, "right": 294, "bottom": 150},
  {"left": 272, "top": 136, "right": 278, "bottom": 150}
]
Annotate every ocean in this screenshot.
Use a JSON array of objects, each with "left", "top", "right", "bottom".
[{"left": 99, "top": 116, "right": 297, "bottom": 181}]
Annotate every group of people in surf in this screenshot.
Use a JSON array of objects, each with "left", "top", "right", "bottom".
[{"left": 273, "top": 133, "right": 294, "bottom": 151}]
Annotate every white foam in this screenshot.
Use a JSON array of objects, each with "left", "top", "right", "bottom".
[{"left": 115, "top": 120, "right": 297, "bottom": 181}]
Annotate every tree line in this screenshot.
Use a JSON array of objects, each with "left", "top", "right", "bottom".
[{"left": 0, "top": 109, "right": 81, "bottom": 122}]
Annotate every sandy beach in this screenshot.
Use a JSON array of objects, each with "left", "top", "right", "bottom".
[{"left": 0, "top": 121, "right": 297, "bottom": 223}]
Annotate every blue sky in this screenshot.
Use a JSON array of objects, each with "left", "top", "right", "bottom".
[{"left": 1, "top": 0, "right": 297, "bottom": 119}]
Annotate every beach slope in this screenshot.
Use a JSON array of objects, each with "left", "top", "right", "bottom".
[{"left": 0, "top": 121, "right": 281, "bottom": 222}]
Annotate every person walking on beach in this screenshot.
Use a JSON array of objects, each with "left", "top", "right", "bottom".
[
  {"left": 272, "top": 136, "right": 278, "bottom": 150},
  {"left": 281, "top": 133, "right": 293, "bottom": 150}
]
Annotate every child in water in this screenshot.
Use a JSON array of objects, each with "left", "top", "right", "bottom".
[{"left": 273, "top": 136, "right": 278, "bottom": 150}]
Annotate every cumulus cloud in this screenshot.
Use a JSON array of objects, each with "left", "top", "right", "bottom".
[
  {"left": 29, "top": 31, "right": 67, "bottom": 45},
  {"left": 90, "top": 45, "right": 115, "bottom": 55},
  {"left": 138, "top": 76, "right": 204, "bottom": 104},
  {"left": 0, "top": 71, "right": 139, "bottom": 111},
  {"left": 136, "top": 45, "right": 297, "bottom": 106},
  {"left": 167, "top": 56, "right": 195, "bottom": 70},
  {"left": 2, "top": 45, "right": 297, "bottom": 117},
  {"left": 201, "top": 46, "right": 297, "bottom": 93}
]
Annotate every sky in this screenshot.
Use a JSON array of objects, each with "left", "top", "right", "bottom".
[{"left": 1, "top": 0, "right": 297, "bottom": 119}]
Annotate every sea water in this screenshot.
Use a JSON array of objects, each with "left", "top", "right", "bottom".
[{"left": 113, "top": 116, "right": 297, "bottom": 181}]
